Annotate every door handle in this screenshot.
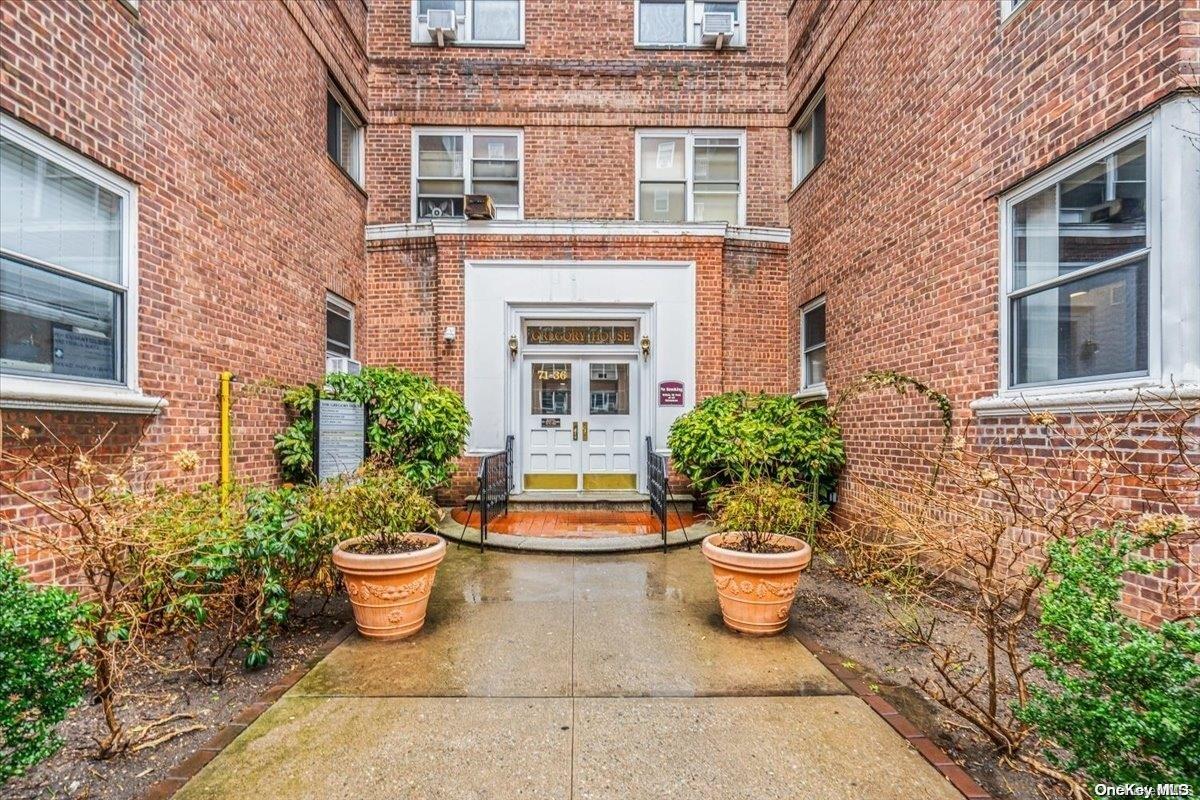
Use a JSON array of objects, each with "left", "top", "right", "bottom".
[
  {"left": 582, "top": 422, "right": 589, "bottom": 441},
  {"left": 572, "top": 421, "right": 579, "bottom": 441}
]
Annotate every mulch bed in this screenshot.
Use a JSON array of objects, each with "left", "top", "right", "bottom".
[
  {"left": 7, "top": 595, "right": 351, "bottom": 800},
  {"left": 794, "top": 559, "right": 1066, "bottom": 800}
]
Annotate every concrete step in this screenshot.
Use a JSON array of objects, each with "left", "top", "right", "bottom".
[{"left": 463, "top": 490, "right": 695, "bottom": 513}]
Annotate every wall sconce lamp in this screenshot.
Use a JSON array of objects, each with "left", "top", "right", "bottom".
[
  {"left": 508, "top": 335, "right": 519, "bottom": 361},
  {"left": 640, "top": 335, "right": 651, "bottom": 360},
  {"left": 443, "top": 325, "right": 457, "bottom": 343}
]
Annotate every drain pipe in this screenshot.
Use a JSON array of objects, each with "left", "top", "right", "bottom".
[{"left": 219, "top": 371, "right": 234, "bottom": 502}]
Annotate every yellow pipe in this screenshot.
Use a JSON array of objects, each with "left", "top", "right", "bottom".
[{"left": 219, "top": 371, "right": 233, "bottom": 502}]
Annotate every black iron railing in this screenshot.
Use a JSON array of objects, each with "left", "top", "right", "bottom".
[
  {"left": 472, "top": 435, "right": 513, "bottom": 551},
  {"left": 646, "top": 436, "right": 669, "bottom": 552}
]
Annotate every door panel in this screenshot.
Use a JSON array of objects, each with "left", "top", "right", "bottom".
[
  {"left": 524, "top": 360, "right": 579, "bottom": 490},
  {"left": 582, "top": 360, "right": 637, "bottom": 490}
]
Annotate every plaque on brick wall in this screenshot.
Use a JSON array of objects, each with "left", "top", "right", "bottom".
[{"left": 313, "top": 398, "right": 368, "bottom": 481}]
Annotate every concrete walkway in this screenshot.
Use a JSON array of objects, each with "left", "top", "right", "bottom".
[{"left": 175, "top": 548, "right": 964, "bottom": 799}]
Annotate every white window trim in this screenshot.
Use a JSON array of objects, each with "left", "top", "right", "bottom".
[
  {"left": 999, "top": 0, "right": 1029, "bottom": 22},
  {"left": 0, "top": 113, "right": 145, "bottom": 404},
  {"left": 325, "top": 292, "right": 356, "bottom": 359},
  {"left": 327, "top": 81, "right": 365, "bottom": 187},
  {"left": 633, "top": 0, "right": 747, "bottom": 49},
  {"left": 410, "top": 127, "right": 524, "bottom": 222},
  {"left": 634, "top": 129, "right": 747, "bottom": 226},
  {"left": 799, "top": 295, "right": 827, "bottom": 395},
  {"left": 791, "top": 85, "right": 825, "bottom": 188},
  {"left": 410, "top": 0, "right": 526, "bottom": 46},
  {"left": 992, "top": 98, "right": 1200, "bottom": 408}
]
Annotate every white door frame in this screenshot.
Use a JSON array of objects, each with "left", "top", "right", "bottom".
[{"left": 506, "top": 303, "right": 655, "bottom": 494}]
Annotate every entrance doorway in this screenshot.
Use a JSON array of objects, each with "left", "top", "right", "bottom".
[{"left": 523, "top": 355, "right": 639, "bottom": 491}]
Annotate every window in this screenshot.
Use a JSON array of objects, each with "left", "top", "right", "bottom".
[
  {"left": 792, "top": 86, "right": 825, "bottom": 186},
  {"left": 326, "top": 84, "right": 364, "bottom": 186},
  {"left": 413, "top": 128, "right": 522, "bottom": 220},
  {"left": 0, "top": 116, "right": 136, "bottom": 387},
  {"left": 636, "top": 130, "right": 744, "bottom": 225},
  {"left": 801, "top": 297, "right": 826, "bottom": 391},
  {"left": 635, "top": 1, "right": 746, "bottom": 47},
  {"left": 999, "top": 0, "right": 1028, "bottom": 21},
  {"left": 326, "top": 294, "right": 355, "bottom": 359},
  {"left": 412, "top": 0, "right": 523, "bottom": 45}
]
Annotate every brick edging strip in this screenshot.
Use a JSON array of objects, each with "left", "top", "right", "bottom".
[
  {"left": 793, "top": 632, "right": 993, "bottom": 800},
  {"left": 139, "top": 622, "right": 357, "bottom": 800}
]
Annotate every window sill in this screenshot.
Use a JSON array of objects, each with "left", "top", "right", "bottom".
[
  {"left": 633, "top": 44, "right": 747, "bottom": 52},
  {"left": 0, "top": 375, "right": 166, "bottom": 415},
  {"left": 971, "top": 383, "right": 1200, "bottom": 417},
  {"left": 410, "top": 40, "right": 526, "bottom": 49},
  {"left": 793, "top": 386, "right": 828, "bottom": 402}
]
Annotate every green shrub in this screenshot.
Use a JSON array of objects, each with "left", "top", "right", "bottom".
[
  {"left": 667, "top": 392, "right": 844, "bottom": 497},
  {"left": 274, "top": 367, "right": 470, "bottom": 490},
  {"left": 709, "top": 479, "right": 822, "bottom": 540},
  {"left": 307, "top": 467, "right": 440, "bottom": 553},
  {"left": 1017, "top": 523, "right": 1200, "bottom": 785},
  {"left": 0, "top": 553, "right": 91, "bottom": 781}
]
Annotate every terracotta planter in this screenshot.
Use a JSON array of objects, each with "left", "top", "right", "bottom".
[
  {"left": 701, "top": 532, "right": 812, "bottom": 636},
  {"left": 332, "top": 533, "right": 446, "bottom": 640}
]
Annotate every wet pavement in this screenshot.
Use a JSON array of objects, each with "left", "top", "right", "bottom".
[{"left": 174, "top": 548, "right": 965, "bottom": 799}]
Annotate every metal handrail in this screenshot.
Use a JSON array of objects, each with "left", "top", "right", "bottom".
[
  {"left": 470, "top": 435, "right": 512, "bottom": 552},
  {"left": 646, "top": 436, "right": 669, "bottom": 552}
]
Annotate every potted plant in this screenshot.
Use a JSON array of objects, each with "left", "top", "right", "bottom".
[
  {"left": 701, "top": 480, "right": 820, "bottom": 635},
  {"left": 319, "top": 468, "right": 445, "bottom": 640}
]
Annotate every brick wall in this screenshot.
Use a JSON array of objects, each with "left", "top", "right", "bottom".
[
  {"left": 0, "top": 0, "right": 369, "bottom": 581},
  {"left": 787, "top": 0, "right": 1200, "bottom": 621},
  {"left": 366, "top": 0, "right": 791, "bottom": 227}
]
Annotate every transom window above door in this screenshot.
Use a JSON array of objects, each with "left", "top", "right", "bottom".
[
  {"left": 635, "top": 1, "right": 746, "bottom": 48},
  {"left": 636, "top": 130, "right": 745, "bottom": 225},
  {"left": 413, "top": 128, "right": 522, "bottom": 220},
  {"left": 412, "top": 0, "right": 524, "bottom": 46}
]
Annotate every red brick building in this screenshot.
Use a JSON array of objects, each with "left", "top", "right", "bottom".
[{"left": 1, "top": 0, "right": 1197, "bottom": 619}]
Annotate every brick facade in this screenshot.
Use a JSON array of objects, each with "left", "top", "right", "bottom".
[
  {"left": 1, "top": 0, "right": 370, "bottom": 580},
  {"left": 786, "top": 0, "right": 1200, "bottom": 622}
]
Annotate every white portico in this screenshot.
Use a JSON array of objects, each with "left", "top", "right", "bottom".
[{"left": 463, "top": 260, "right": 696, "bottom": 493}]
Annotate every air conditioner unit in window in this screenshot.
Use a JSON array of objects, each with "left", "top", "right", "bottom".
[
  {"left": 326, "top": 356, "right": 362, "bottom": 376},
  {"left": 426, "top": 9, "right": 457, "bottom": 47},
  {"left": 700, "top": 12, "right": 735, "bottom": 49},
  {"left": 464, "top": 194, "right": 496, "bottom": 220}
]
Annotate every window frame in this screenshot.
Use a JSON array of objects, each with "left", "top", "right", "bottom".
[
  {"left": 410, "top": 127, "right": 524, "bottom": 222},
  {"left": 326, "top": 81, "right": 365, "bottom": 188},
  {"left": 791, "top": 85, "right": 826, "bottom": 188},
  {"left": 999, "top": 0, "right": 1029, "bottom": 22},
  {"left": 999, "top": 114, "right": 1162, "bottom": 396},
  {"left": 411, "top": 0, "right": 526, "bottom": 47},
  {"left": 800, "top": 296, "right": 827, "bottom": 393},
  {"left": 0, "top": 113, "right": 140, "bottom": 393},
  {"left": 634, "top": 128, "right": 747, "bottom": 226},
  {"left": 633, "top": 0, "right": 747, "bottom": 49},
  {"left": 325, "top": 292, "right": 356, "bottom": 360}
]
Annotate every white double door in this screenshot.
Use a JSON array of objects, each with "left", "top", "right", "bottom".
[{"left": 522, "top": 356, "right": 639, "bottom": 491}]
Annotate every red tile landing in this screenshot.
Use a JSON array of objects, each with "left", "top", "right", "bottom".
[{"left": 449, "top": 508, "right": 699, "bottom": 539}]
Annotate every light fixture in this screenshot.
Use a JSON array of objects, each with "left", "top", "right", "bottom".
[
  {"left": 640, "top": 335, "right": 651, "bottom": 360},
  {"left": 508, "top": 335, "right": 519, "bottom": 360},
  {"left": 443, "top": 325, "right": 457, "bottom": 343}
]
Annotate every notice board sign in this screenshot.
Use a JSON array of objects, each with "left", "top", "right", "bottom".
[
  {"left": 658, "top": 380, "right": 684, "bottom": 407},
  {"left": 313, "top": 398, "right": 367, "bottom": 481}
]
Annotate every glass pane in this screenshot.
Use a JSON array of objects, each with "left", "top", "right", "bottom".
[
  {"left": 471, "top": 160, "right": 519, "bottom": 179},
  {"left": 473, "top": 0, "right": 520, "bottom": 41},
  {"left": 417, "top": 135, "right": 464, "bottom": 178},
  {"left": 338, "top": 112, "right": 360, "bottom": 180},
  {"left": 803, "top": 303, "right": 826, "bottom": 348},
  {"left": 417, "top": 179, "right": 466, "bottom": 195},
  {"left": 417, "top": 196, "right": 464, "bottom": 219},
  {"left": 326, "top": 306, "right": 352, "bottom": 356},
  {"left": 693, "top": 191, "right": 737, "bottom": 224},
  {"left": 531, "top": 362, "right": 571, "bottom": 414},
  {"left": 811, "top": 98, "right": 826, "bottom": 165},
  {"left": 526, "top": 324, "right": 636, "bottom": 345},
  {"left": 1011, "top": 259, "right": 1147, "bottom": 386},
  {"left": 638, "top": 0, "right": 686, "bottom": 43},
  {"left": 589, "top": 362, "right": 630, "bottom": 415},
  {"left": 693, "top": 144, "right": 738, "bottom": 181},
  {"left": 472, "top": 135, "right": 518, "bottom": 160},
  {"left": 1012, "top": 138, "right": 1146, "bottom": 289},
  {"left": 702, "top": 2, "right": 739, "bottom": 18},
  {"left": 419, "top": 0, "right": 464, "bottom": 12},
  {"left": 0, "top": 255, "right": 120, "bottom": 381},
  {"left": 472, "top": 179, "right": 519, "bottom": 205},
  {"left": 0, "top": 139, "right": 122, "bottom": 283},
  {"left": 805, "top": 345, "right": 826, "bottom": 388},
  {"left": 639, "top": 182, "right": 685, "bottom": 222},
  {"left": 640, "top": 136, "right": 685, "bottom": 180}
]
